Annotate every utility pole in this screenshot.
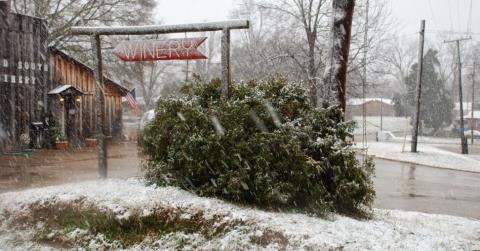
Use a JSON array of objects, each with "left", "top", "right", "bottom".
[
  {"left": 445, "top": 36, "right": 471, "bottom": 154},
  {"left": 380, "top": 97, "right": 383, "bottom": 131},
  {"left": 472, "top": 61, "right": 476, "bottom": 144},
  {"left": 411, "top": 20, "right": 425, "bottom": 153},
  {"left": 362, "top": 0, "right": 369, "bottom": 151}
]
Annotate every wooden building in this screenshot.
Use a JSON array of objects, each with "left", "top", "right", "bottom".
[
  {"left": 48, "top": 48, "right": 129, "bottom": 147},
  {"left": 0, "top": 2, "right": 129, "bottom": 151},
  {"left": 0, "top": 2, "right": 49, "bottom": 151}
]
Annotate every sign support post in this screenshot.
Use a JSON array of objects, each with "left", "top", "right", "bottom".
[
  {"left": 91, "top": 34, "right": 107, "bottom": 179},
  {"left": 221, "top": 28, "right": 231, "bottom": 98}
]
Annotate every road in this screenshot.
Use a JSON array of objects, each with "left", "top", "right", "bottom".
[
  {"left": 374, "top": 158, "right": 480, "bottom": 219},
  {"left": 0, "top": 142, "right": 141, "bottom": 192},
  {"left": 1, "top": 144, "right": 479, "bottom": 219}
]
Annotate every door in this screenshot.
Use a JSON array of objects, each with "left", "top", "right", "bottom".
[{"left": 64, "top": 95, "right": 80, "bottom": 147}]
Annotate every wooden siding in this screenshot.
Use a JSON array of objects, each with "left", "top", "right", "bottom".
[
  {"left": 0, "top": 9, "right": 49, "bottom": 151},
  {"left": 49, "top": 50, "right": 126, "bottom": 145},
  {"left": 0, "top": 6, "right": 127, "bottom": 151}
]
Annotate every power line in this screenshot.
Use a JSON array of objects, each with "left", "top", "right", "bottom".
[
  {"left": 467, "top": 0, "right": 473, "bottom": 34},
  {"left": 425, "top": 30, "right": 480, "bottom": 37},
  {"left": 447, "top": 0, "right": 454, "bottom": 34},
  {"left": 456, "top": 0, "right": 461, "bottom": 32},
  {"left": 427, "top": 0, "right": 439, "bottom": 31}
]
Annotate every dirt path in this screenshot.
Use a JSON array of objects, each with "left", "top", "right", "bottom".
[{"left": 0, "top": 142, "right": 142, "bottom": 193}]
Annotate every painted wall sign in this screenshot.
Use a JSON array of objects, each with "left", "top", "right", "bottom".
[
  {"left": 1, "top": 59, "right": 46, "bottom": 84},
  {"left": 113, "top": 37, "right": 208, "bottom": 61}
]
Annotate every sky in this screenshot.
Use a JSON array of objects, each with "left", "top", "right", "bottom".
[
  {"left": 389, "top": 0, "right": 480, "bottom": 37},
  {"left": 154, "top": 0, "right": 237, "bottom": 25},
  {"left": 154, "top": 0, "right": 480, "bottom": 39}
]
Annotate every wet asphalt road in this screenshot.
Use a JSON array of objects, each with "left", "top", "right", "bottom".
[{"left": 374, "top": 158, "right": 480, "bottom": 219}]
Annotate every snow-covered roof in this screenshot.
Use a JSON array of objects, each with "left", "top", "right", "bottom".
[
  {"left": 49, "top": 47, "right": 130, "bottom": 96},
  {"left": 454, "top": 102, "right": 473, "bottom": 111},
  {"left": 347, "top": 98, "right": 393, "bottom": 106},
  {"left": 456, "top": 111, "right": 480, "bottom": 119},
  {"left": 48, "top": 85, "right": 83, "bottom": 95}
]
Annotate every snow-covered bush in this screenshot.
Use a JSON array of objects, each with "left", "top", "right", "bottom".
[{"left": 141, "top": 76, "right": 375, "bottom": 217}]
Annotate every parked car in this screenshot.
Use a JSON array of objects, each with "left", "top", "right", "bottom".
[
  {"left": 464, "top": 130, "right": 480, "bottom": 139},
  {"left": 376, "top": 130, "right": 396, "bottom": 141}
]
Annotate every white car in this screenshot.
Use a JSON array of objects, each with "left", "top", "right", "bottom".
[
  {"left": 464, "top": 130, "right": 480, "bottom": 139},
  {"left": 376, "top": 130, "right": 396, "bottom": 141},
  {"left": 139, "top": 109, "right": 156, "bottom": 133}
]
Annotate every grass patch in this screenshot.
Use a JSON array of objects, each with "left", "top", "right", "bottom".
[{"left": 11, "top": 200, "right": 247, "bottom": 248}]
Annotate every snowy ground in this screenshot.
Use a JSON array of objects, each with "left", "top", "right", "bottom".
[
  {"left": 352, "top": 116, "right": 411, "bottom": 135},
  {"left": 0, "top": 179, "right": 479, "bottom": 251},
  {"left": 359, "top": 141, "right": 480, "bottom": 173}
]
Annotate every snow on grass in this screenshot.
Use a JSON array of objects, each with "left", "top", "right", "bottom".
[
  {"left": 361, "top": 141, "right": 480, "bottom": 173},
  {"left": 1, "top": 179, "right": 479, "bottom": 250},
  {"left": 352, "top": 116, "right": 411, "bottom": 135}
]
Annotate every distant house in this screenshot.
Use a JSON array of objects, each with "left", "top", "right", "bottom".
[
  {"left": 454, "top": 102, "right": 475, "bottom": 114},
  {"left": 454, "top": 111, "right": 480, "bottom": 131},
  {"left": 346, "top": 98, "right": 395, "bottom": 119}
]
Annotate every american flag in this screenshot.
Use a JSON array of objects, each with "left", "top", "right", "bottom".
[{"left": 126, "top": 88, "right": 140, "bottom": 115}]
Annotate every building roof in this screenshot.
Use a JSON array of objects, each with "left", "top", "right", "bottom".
[
  {"left": 347, "top": 98, "right": 393, "bottom": 106},
  {"left": 454, "top": 102, "right": 473, "bottom": 111},
  {"left": 456, "top": 111, "right": 480, "bottom": 120},
  {"left": 49, "top": 47, "right": 130, "bottom": 96},
  {"left": 48, "top": 85, "right": 84, "bottom": 96}
]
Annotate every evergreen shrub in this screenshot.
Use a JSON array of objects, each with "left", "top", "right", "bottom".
[{"left": 140, "top": 76, "right": 375, "bottom": 217}]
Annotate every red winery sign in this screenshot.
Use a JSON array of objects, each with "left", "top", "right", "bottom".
[{"left": 113, "top": 37, "right": 208, "bottom": 61}]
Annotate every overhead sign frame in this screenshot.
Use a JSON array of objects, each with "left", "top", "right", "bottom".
[{"left": 70, "top": 20, "right": 250, "bottom": 178}]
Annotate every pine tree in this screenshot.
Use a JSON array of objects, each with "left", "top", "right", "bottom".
[{"left": 405, "top": 49, "right": 454, "bottom": 133}]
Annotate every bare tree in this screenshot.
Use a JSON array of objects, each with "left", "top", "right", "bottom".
[
  {"left": 346, "top": 0, "right": 395, "bottom": 98},
  {"left": 378, "top": 37, "right": 417, "bottom": 92},
  {"left": 106, "top": 42, "right": 178, "bottom": 110},
  {"left": 231, "top": 1, "right": 300, "bottom": 81},
  {"left": 231, "top": 0, "right": 395, "bottom": 105},
  {"left": 193, "top": 31, "right": 219, "bottom": 82},
  {"left": 11, "top": 0, "right": 156, "bottom": 51},
  {"left": 253, "top": 0, "right": 329, "bottom": 105}
]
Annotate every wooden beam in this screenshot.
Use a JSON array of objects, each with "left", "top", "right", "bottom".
[{"left": 72, "top": 20, "right": 249, "bottom": 36}]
